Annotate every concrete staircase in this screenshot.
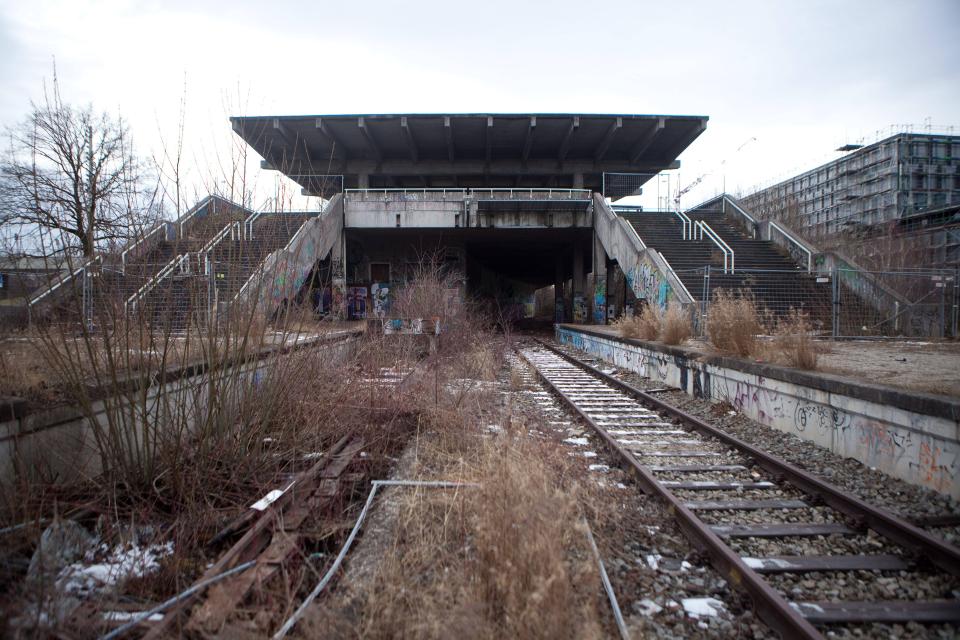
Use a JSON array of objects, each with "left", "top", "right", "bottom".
[{"left": 619, "top": 209, "right": 832, "bottom": 323}]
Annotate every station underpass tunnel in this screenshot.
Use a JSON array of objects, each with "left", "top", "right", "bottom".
[{"left": 341, "top": 226, "right": 595, "bottom": 322}]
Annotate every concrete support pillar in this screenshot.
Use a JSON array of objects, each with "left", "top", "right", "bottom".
[
  {"left": 573, "top": 172, "right": 584, "bottom": 189},
  {"left": 592, "top": 231, "right": 608, "bottom": 323},
  {"left": 358, "top": 173, "right": 370, "bottom": 189},
  {"left": 554, "top": 254, "right": 565, "bottom": 324},
  {"left": 573, "top": 242, "right": 585, "bottom": 323},
  {"left": 331, "top": 229, "right": 347, "bottom": 319}
]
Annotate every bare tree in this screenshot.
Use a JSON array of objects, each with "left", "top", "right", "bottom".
[{"left": 0, "top": 74, "right": 157, "bottom": 259}]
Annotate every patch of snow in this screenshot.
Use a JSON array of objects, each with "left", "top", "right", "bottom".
[
  {"left": 645, "top": 554, "right": 661, "bottom": 570},
  {"left": 681, "top": 597, "right": 727, "bottom": 619},
  {"left": 634, "top": 599, "right": 663, "bottom": 616},
  {"left": 582, "top": 451, "right": 598, "bottom": 458},
  {"left": 588, "top": 464, "right": 610, "bottom": 473},
  {"left": 58, "top": 541, "right": 173, "bottom": 595},
  {"left": 563, "top": 437, "right": 589, "bottom": 446}
]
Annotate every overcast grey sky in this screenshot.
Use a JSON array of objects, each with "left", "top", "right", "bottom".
[{"left": 2, "top": 0, "right": 958, "bottom": 209}]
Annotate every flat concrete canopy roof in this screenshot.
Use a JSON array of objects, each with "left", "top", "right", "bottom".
[{"left": 230, "top": 113, "right": 707, "bottom": 196}]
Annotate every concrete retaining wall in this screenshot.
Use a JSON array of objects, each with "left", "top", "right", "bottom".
[
  {"left": 556, "top": 325, "right": 960, "bottom": 499},
  {"left": 0, "top": 331, "right": 360, "bottom": 485}
]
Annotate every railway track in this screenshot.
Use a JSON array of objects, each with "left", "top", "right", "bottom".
[{"left": 519, "top": 339, "right": 960, "bottom": 639}]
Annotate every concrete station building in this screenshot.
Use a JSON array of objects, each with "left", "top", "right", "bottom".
[{"left": 230, "top": 113, "right": 708, "bottom": 321}]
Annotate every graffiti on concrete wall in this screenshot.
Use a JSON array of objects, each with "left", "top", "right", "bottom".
[
  {"left": 573, "top": 295, "right": 587, "bottom": 323},
  {"left": 593, "top": 279, "right": 606, "bottom": 324},
  {"left": 624, "top": 255, "right": 672, "bottom": 309},
  {"left": 556, "top": 325, "right": 960, "bottom": 499},
  {"left": 372, "top": 282, "right": 390, "bottom": 317}
]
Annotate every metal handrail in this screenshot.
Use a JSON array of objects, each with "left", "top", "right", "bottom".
[
  {"left": 199, "top": 222, "right": 240, "bottom": 275},
  {"left": 177, "top": 196, "right": 213, "bottom": 239},
  {"left": 344, "top": 187, "right": 591, "bottom": 198},
  {"left": 722, "top": 195, "right": 758, "bottom": 235},
  {"left": 244, "top": 209, "right": 265, "bottom": 240},
  {"left": 672, "top": 209, "right": 692, "bottom": 239},
  {"left": 126, "top": 253, "right": 187, "bottom": 312},
  {"left": 695, "top": 220, "right": 735, "bottom": 273},
  {"left": 28, "top": 255, "right": 102, "bottom": 307},
  {"left": 121, "top": 222, "right": 168, "bottom": 274},
  {"left": 768, "top": 220, "right": 812, "bottom": 272}
]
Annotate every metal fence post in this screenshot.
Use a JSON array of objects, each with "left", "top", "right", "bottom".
[
  {"left": 831, "top": 267, "right": 839, "bottom": 339},
  {"left": 953, "top": 268, "right": 959, "bottom": 338},
  {"left": 701, "top": 266, "right": 710, "bottom": 336}
]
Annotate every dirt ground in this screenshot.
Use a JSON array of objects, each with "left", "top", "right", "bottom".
[{"left": 570, "top": 325, "right": 960, "bottom": 398}]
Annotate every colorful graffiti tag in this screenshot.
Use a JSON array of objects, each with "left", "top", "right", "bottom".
[
  {"left": 593, "top": 279, "right": 606, "bottom": 324},
  {"left": 625, "top": 256, "right": 672, "bottom": 309}
]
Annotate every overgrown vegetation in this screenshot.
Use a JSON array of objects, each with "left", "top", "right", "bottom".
[
  {"left": 305, "top": 345, "right": 609, "bottom": 639},
  {"left": 614, "top": 301, "right": 692, "bottom": 346},
  {"left": 705, "top": 290, "right": 765, "bottom": 357}
]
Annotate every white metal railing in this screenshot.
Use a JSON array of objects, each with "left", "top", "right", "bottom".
[
  {"left": 121, "top": 222, "right": 169, "bottom": 274},
  {"left": 721, "top": 196, "right": 758, "bottom": 236},
  {"left": 768, "top": 220, "right": 812, "bottom": 272},
  {"left": 199, "top": 222, "right": 241, "bottom": 275},
  {"left": 344, "top": 187, "right": 591, "bottom": 200},
  {"left": 672, "top": 209, "right": 692, "bottom": 239},
  {"left": 126, "top": 253, "right": 189, "bottom": 313},
  {"left": 695, "top": 220, "right": 735, "bottom": 273},
  {"left": 177, "top": 196, "right": 213, "bottom": 238},
  {"left": 244, "top": 209, "right": 265, "bottom": 240},
  {"left": 28, "top": 255, "right": 101, "bottom": 307}
]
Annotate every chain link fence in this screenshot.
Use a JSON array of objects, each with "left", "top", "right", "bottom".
[{"left": 670, "top": 266, "right": 959, "bottom": 339}]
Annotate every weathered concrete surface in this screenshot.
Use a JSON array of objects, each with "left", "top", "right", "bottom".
[
  {"left": 556, "top": 324, "right": 960, "bottom": 499},
  {"left": 0, "top": 330, "right": 361, "bottom": 484},
  {"left": 592, "top": 194, "right": 694, "bottom": 309}
]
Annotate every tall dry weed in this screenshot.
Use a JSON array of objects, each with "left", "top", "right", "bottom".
[
  {"left": 614, "top": 302, "right": 660, "bottom": 340},
  {"left": 660, "top": 302, "right": 692, "bottom": 345},
  {"left": 706, "top": 289, "right": 766, "bottom": 357},
  {"left": 770, "top": 309, "right": 819, "bottom": 370}
]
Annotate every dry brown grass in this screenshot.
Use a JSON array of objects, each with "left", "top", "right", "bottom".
[
  {"left": 706, "top": 289, "right": 766, "bottom": 357},
  {"left": 768, "top": 309, "right": 819, "bottom": 370},
  {"left": 614, "top": 301, "right": 691, "bottom": 346},
  {"left": 614, "top": 303, "right": 660, "bottom": 340},
  {"left": 660, "top": 302, "right": 693, "bottom": 345},
  {"left": 304, "top": 343, "right": 606, "bottom": 640}
]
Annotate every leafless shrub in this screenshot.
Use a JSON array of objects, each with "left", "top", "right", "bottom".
[{"left": 706, "top": 289, "right": 766, "bottom": 357}]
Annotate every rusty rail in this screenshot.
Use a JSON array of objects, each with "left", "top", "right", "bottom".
[
  {"left": 518, "top": 345, "right": 823, "bottom": 639},
  {"left": 138, "top": 435, "right": 365, "bottom": 638},
  {"left": 535, "top": 338, "right": 960, "bottom": 578}
]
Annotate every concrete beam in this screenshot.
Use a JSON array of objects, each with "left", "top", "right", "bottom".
[
  {"left": 315, "top": 118, "right": 347, "bottom": 160},
  {"left": 522, "top": 116, "right": 537, "bottom": 163},
  {"left": 629, "top": 117, "right": 665, "bottom": 163},
  {"left": 594, "top": 117, "right": 622, "bottom": 162},
  {"left": 400, "top": 116, "right": 418, "bottom": 163},
  {"left": 358, "top": 117, "right": 382, "bottom": 163},
  {"left": 559, "top": 116, "right": 579, "bottom": 161},
  {"left": 444, "top": 116, "right": 455, "bottom": 162}
]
